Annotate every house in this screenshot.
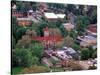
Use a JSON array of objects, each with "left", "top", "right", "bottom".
[
  {"left": 77, "top": 35, "right": 97, "bottom": 47},
  {"left": 65, "top": 47, "right": 79, "bottom": 60},
  {"left": 63, "top": 23, "right": 74, "bottom": 31},
  {"left": 17, "top": 18, "right": 32, "bottom": 26},
  {"left": 77, "top": 24, "right": 97, "bottom": 48},
  {"left": 56, "top": 50, "right": 72, "bottom": 60},
  {"left": 86, "top": 24, "right": 97, "bottom": 37},
  {"left": 32, "top": 27, "right": 62, "bottom": 49},
  {"left": 44, "top": 12, "right": 65, "bottom": 22}
]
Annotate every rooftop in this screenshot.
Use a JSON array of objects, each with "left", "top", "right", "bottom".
[
  {"left": 17, "top": 18, "right": 31, "bottom": 21},
  {"left": 32, "top": 35, "right": 62, "bottom": 42},
  {"left": 28, "top": 10, "right": 34, "bottom": 13},
  {"left": 56, "top": 14, "right": 66, "bottom": 18},
  {"left": 67, "top": 47, "right": 76, "bottom": 54},
  {"left": 63, "top": 23, "right": 74, "bottom": 30},
  {"left": 87, "top": 24, "right": 97, "bottom": 35},
  {"left": 44, "top": 12, "right": 65, "bottom": 19},
  {"left": 44, "top": 12, "right": 58, "bottom": 19}
]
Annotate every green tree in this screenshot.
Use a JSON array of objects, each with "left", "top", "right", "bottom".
[
  {"left": 76, "top": 15, "right": 90, "bottom": 35},
  {"left": 69, "top": 30, "right": 77, "bottom": 39},
  {"left": 88, "top": 47, "right": 94, "bottom": 58},
  {"left": 36, "top": 21, "right": 47, "bottom": 36},
  {"left": 59, "top": 25, "right": 68, "bottom": 37},
  {"left": 49, "top": 28, "right": 61, "bottom": 36},
  {"left": 65, "top": 4, "right": 77, "bottom": 14},
  {"left": 12, "top": 48, "right": 34, "bottom": 67},
  {"left": 78, "top": 5, "right": 85, "bottom": 15},
  {"left": 16, "top": 27, "right": 27, "bottom": 41},
  {"left": 72, "top": 43, "right": 80, "bottom": 51},
  {"left": 12, "top": 17, "right": 28, "bottom": 42},
  {"left": 26, "top": 29, "right": 37, "bottom": 37},
  {"left": 16, "top": 35, "right": 32, "bottom": 48},
  {"left": 12, "top": 36, "right": 16, "bottom": 49},
  {"left": 32, "top": 56, "right": 39, "bottom": 65},
  {"left": 92, "top": 49, "right": 97, "bottom": 58},
  {"left": 81, "top": 48, "right": 90, "bottom": 60},
  {"left": 30, "top": 43, "right": 44, "bottom": 59},
  {"left": 87, "top": 6, "right": 97, "bottom": 24}
]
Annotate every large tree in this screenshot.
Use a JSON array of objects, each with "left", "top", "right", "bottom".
[
  {"left": 81, "top": 48, "right": 90, "bottom": 60},
  {"left": 64, "top": 36, "right": 73, "bottom": 47},
  {"left": 26, "top": 29, "right": 37, "bottom": 37},
  {"left": 76, "top": 15, "right": 90, "bottom": 35},
  {"left": 12, "top": 48, "right": 34, "bottom": 67},
  {"left": 59, "top": 25, "right": 68, "bottom": 37},
  {"left": 87, "top": 6, "right": 97, "bottom": 24},
  {"left": 65, "top": 4, "right": 77, "bottom": 15},
  {"left": 30, "top": 43, "right": 44, "bottom": 59},
  {"left": 16, "top": 35, "right": 32, "bottom": 48},
  {"left": 49, "top": 28, "right": 61, "bottom": 36}
]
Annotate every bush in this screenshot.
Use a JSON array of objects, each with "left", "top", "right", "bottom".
[{"left": 20, "top": 65, "right": 50, "bottom": 74}]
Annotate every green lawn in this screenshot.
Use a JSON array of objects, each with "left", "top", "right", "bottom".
[{"left": 12, "top": 67, "right": 24, "bottom": 75}]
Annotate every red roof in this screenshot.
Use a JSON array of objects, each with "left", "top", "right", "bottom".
[
  {"left": 87, "top": 24, "right": 97, "bottom": 33},
  {"left": 32, "top": 35, "right": 62, "bottom": 42}
]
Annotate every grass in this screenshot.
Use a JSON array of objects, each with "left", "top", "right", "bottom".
[
  {"left": 11, "top": 67, "right": 24, "bottom": 75},
  {"left": 51, "top": 67, "right": 64, "bottom": 72}
]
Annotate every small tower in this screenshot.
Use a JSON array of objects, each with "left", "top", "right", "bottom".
[
  {"left": 44, "top": 27, "right": 49, "bottom": 37},
  {"left": 27, "top": 9, "right": 33, "bottom": 18}
]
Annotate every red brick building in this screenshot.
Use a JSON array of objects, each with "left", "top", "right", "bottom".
[{"left": 32, "top": 27, "right": 62, "bottom": 48}]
